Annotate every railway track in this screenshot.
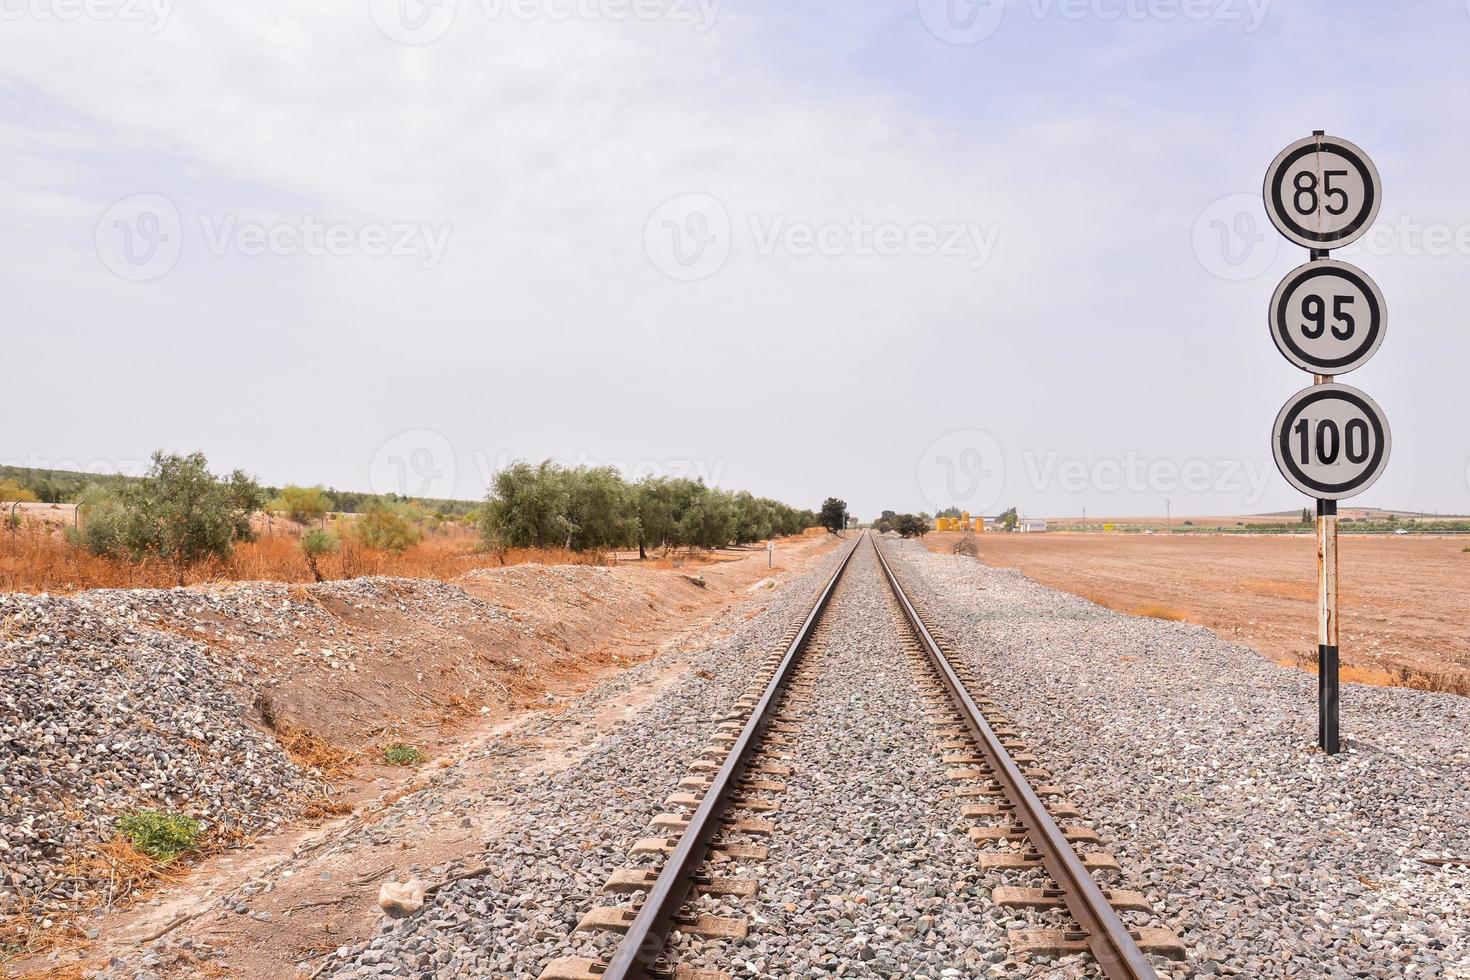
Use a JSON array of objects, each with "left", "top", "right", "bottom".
[{"left": 539, "top": 533, "right": 1185, "bottom": 979}]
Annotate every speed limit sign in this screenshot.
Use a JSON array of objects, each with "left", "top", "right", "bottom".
[
  {"left": 1259, "top": 132, "right": 1390, "bottom": 755},
  {"left": 1268, "top": 259, "right": 1386, "bottom": 375},
  {"left": 1263, "top": 134, "right": 1381, "bottom": 249},
  {"left": 1272, "top": 383, "right": 1391, "bottom": 500}
]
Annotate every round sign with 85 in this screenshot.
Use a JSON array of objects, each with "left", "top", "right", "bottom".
[
  {"left": 1268, "top": 259, "right": 1386, "bottom": 375},
  {"left": 1263, "top": 134, "right": 1381, "bottom": 250}
]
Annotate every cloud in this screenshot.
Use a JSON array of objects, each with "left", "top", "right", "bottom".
[{"left": 2, "top": 1, "right": 1467, "bottom": 517}]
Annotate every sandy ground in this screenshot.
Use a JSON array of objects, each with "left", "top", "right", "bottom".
[
  {"left": 923, "top": 531, "right": 1470, "bottom": 691},
  {"left": 1041, "top": 507, "right": 1443, "bottom": 530},
  {"left": 8, "top": 533, "right": 842, "bottom": 979}
]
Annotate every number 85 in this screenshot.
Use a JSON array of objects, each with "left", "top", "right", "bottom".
[{"left": 1293, "top": 170, "right": 1350, "bottom": 217}]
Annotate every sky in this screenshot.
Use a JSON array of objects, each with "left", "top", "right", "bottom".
[{"left": 3, "top": 0, "right": 1469, "bottom": 521}]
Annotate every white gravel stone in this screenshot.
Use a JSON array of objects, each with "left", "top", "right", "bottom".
[
  {"left": 0, "top": 591, "right": 314, "bottom": 939},
  {"left": 880, "top": 539, "right": 1470, "bottom": 979}
]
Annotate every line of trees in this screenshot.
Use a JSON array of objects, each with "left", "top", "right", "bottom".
[
  {"left": 0, "top": 464, "right": 476, "bottom": 516},
  {"left": 62, "top": 452, "right": 438, "bottom": 583},
  {"left": 27, "top": 452, "right": 827, "bottom": 581},
  {"left": 480, "top": 461, "right": 820, "bottom": 556}
]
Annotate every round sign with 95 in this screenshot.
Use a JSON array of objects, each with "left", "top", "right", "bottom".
[{"left": 1268, "top": 259, "right": 1386, "bottom": 375}]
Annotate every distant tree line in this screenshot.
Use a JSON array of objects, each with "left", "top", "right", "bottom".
[
  {"left": 480, "top": 461, "right": 820, "bottom": 556},
  {"left": 60, "top": 452, "right": 446, "bottom": 582},
  {"left": 15, "top": 453, "right": 828, "bottom": 579},
  {"left": 0, "top": 464, "right": 476, "bottom": 516}
]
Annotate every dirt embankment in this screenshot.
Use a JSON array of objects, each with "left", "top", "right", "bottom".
[
  {"left": 922, "top": 531, "right": 1470, "bottom": 692},
  {"left": 2, "top": 533, "right": 839, "bottom": 976}
]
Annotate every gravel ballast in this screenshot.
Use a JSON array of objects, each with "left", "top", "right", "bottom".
[
  {"left": 32, "top": 535, "right": 1467, "bottom": 979},
  {"left": 311, "top": 545, "right": 854, "bottom": 979},
  {"left": 880, "top": 538, "right": 1470, "bottom": 979},
  {"left": 0, "top": 574, "right": 523, "bottom": 953},
  {"left": 665, "top": 542, "right": 1060, "bottom": 978},
  {"left": 0, "top": 592, "right": 314, "bottom": 944}
]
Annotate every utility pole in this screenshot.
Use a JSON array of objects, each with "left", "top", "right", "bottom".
[{"left": 1165, "top": 499, "right": 1171, "bottom": 531}]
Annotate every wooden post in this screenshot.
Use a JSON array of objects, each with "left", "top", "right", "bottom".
[
  {"left": 1315, "top": 361, "right": 1340, "bottom": 754},
  {"left": 1317, "top": 496, "right": 1340, "bottom": 753}
]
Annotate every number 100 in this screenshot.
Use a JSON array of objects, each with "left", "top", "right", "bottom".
[{"left": 1293, "top": 417, "right": 1370, "bottom": 466}]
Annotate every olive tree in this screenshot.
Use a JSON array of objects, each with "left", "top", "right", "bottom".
[
  {"left": 83, "top": 451, "right": 266, "bottom": 583},
  {"left": 819, "top": 497, "right": 849, "bottom": 534},
  {"left": 481, "top": 461, "right": 573, "bottom": 549}
]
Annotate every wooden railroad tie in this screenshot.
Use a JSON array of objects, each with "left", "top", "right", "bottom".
[
  {"left": 1012, "top": 927, "right": 1187, "bottom": 961},
  {"left": 538, "top": 957, "right": 732, "bottom": 980}
]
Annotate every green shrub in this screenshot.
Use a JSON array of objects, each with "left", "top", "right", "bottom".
[
  {"left": 0, "top": 478, "right": 38, "bottom": 503},
  {"left": 269, "top": 484, "right": 332, "bottom": 525},
  {"left": 70, "top": 452, "right": 266, "bottom": 582},
  {"left": 301, "top": 528, "right": 340, "bottom": 582},
  {"left": 893, "top": 514, "right": 929, "bottom": 538},
  {"left": 69, "top": 483, "right": 130, "bottom": 556},
  {"left": 303, "top": 527, "right": 339, "bottom": 554},
  {"left": 115, "top": 810, "right": 202, "bottom": 860},
  {"left": 353, "top": 501, "right": 422, "bottom": 553},
  {"left": 382, "top": 744, "right": 424, "bottom": 766}
]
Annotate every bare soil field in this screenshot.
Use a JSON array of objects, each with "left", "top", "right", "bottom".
[
  {"left": 1042, "top": 507, "right": 1437, "bottom": 530},
  {"left": 922, "top": 530, "right": 1470, "bottom": 692}
]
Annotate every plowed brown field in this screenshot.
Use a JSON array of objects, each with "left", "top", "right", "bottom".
[{"left": 924, "top": 531, "right": 1470, "bottom": 693}]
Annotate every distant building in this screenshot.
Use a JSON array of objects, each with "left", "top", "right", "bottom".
[{"left": 1020, "top": 518, "right": 1048, "bottom": 533}]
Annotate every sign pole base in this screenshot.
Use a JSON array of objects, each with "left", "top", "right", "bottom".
[
  {"left": 1317, "top": 496, "right": 1340, "bottom": 755},
  {"left": 1318, "top": 642, "right": 1340, "bottom": 754}
]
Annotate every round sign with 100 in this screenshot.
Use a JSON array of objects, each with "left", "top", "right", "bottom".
[{"left": 1272, "top": 383, "right": 1391, "bottom": 500}]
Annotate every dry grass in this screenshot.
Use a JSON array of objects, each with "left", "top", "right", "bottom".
[
  {"left": 0, "top": 525, "right": 610, "bottom": 594},
  {"left": 71, "top": 837, "right": 174, "bottom": 911},
  {"left": 1, "top": 836, "right": 185, "bottom": 962},
  {"left": 15, "top": 964, "right": 102, "bottom": 980},
  {"left": 1289, "top": 655, "right": 1470, "bottom": 697},
  {"left": 1132, "top": 602, "right": 1189, "bottom": 621},
  {"left": 275, "top": 726, "right": 357, "bottom": 778},
  {"left": 299, "top": 793, "right": 355, "bottom": 820}
]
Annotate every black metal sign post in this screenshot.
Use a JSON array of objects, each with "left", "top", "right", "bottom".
[{"left": 1263, "top": 131, "right": 1390, "bottom": 755}]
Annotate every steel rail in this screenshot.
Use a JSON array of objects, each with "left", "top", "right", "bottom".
[
  {"left": 600, "top": 534, "right": 863, "bottom": 980},
  {"left": 871, "top": 537, "right": 1159, "bottom": 980}
]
